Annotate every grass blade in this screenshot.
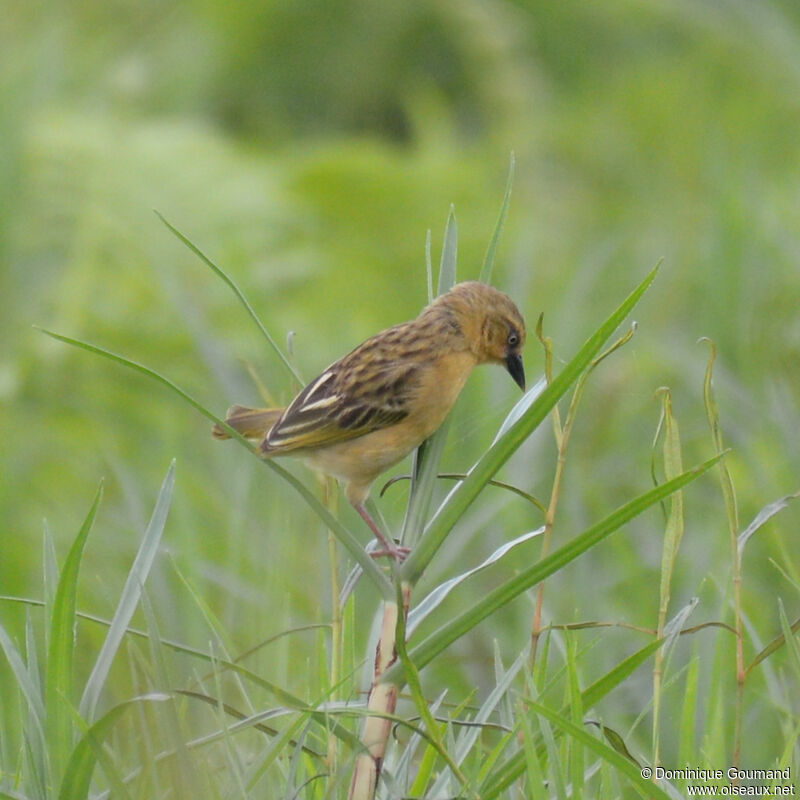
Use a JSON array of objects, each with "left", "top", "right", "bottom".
[
  {"left": 526, "top": 700, "right": 673, "bottom": 800},
  {"left": 678, "top": 654, "right": 699, "bottom": 766},
  {"left": 58, "top": 694, "right": 171, "bottom": 800},
  {"left": 653, "top": 388, "right": 684, "bottom": 766},
  {"left": 425, "top": 229, "right": 433, "bottom": 303},
  {"left": 400, "top": 420, "right": 452, "bottom": 549},
  {"left": 429, "top": 646, "right": 527, "bottom": 796},
  {"left": 46, "top": 481, "right": 103, "bottom": 784},
  {"left": 407, "top": 526, "right": 544, "bottom": 635},
  {"left": 738, "top": 491, "right": 799, "bottom": 558},
  {"left": 35, "top": 328, "right": 393, "bottom": 597},
  {"left": 745, "top": 616, "right": 800, "bottom": 676},
  {"left": 389, "top": 453, "right": 720, "bottom": 683},
  {"left": 482, "top": 638, "right": 663, "bottom": 797},
  {"left": 437, "top": 205, "right": 458, "bottom": 295},
  {"left": 479, "top": 152, "right": 515, "bottom": 284},
  {"left": 0, "top": 621, "right": 46, "bottom": 746},
  {"left": 491, "top": 375, "right": 547, "bottom": 446},
  {"left": 154, "top": 211, "right": 302, "bottom": 384},
  {"left": 79, "top": 461, "right": 176, "bottom": 722},
  {"left": 400, "top": 226, "right": 460, "bottom": 546},
  {"left": 402, "top": 263, "right": 660, "bottom": 582}
]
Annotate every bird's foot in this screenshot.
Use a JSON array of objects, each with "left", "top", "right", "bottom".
[{"left": 369, "top": 544, "right": 411, "bottom": 562}]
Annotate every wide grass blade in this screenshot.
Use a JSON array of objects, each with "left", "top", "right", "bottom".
[
  {"left": 35, "top": 328, "right": 393, "bottom": 597},
  {"left": 46, "top": 481, "right": 103, "bottom": 783},
  {"left": 155, "top": 212, "right": 302, "bottom": 384},
  {"left": 388, "top": 453, "right": 720, "bottom": 683},
  {"left": 79, "top": 462, "right": 175, "bottom": 722},
  {"left": 479, "top": 152, "right": 515, "bottom": 284},
  {"left": 401, "top": 263, "right": 660, "bottom": 583}
]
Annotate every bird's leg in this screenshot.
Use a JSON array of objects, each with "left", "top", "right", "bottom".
[{"left": 354, "top": 503, "right": 409, "bottom": 561}]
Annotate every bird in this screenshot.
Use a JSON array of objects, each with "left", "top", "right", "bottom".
[{"left": 213, "top": 281, "right": 526, "bottom": 558}]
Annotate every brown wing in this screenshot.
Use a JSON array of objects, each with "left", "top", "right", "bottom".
[{"left": 260, "top": 323, "right": 424, "bottom": 454}]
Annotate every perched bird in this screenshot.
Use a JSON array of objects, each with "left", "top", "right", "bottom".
[{"left": 213, "top": 281, "right": 526, "bottom": 558}]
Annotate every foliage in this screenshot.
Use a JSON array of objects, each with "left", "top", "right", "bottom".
[{"left": 1, "top": 1, "right": 799, "bottom": 797}]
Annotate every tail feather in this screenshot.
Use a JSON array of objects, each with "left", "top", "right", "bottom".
[{"left": 212, "top": 405, "right": 283, "bottom": 441}]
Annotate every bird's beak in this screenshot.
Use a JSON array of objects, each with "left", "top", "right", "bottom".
[{"left": 505, "top": 352, "right": 526, "bottom": 391}]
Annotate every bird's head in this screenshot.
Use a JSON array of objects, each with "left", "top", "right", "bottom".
[{"left": 438, "top": 281, "right": 527, "bottom": 391}]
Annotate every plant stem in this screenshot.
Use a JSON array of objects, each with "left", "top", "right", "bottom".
[
  {"left": 325, "top": 476, "right": 342, "bottom": 773},
  {"left": 394, "top": 580, "right": 475, "bottom": 797},
  {"left": 348, "top": 584, "right": 411, "bottom": 800},
  {"left": 530, "top": 322, "right": 638, "bottom": 667},
  {"left": 701, "top": 340, "right": 743, "bottom": 768}
]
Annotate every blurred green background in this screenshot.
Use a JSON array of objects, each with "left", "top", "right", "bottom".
[{"left": 2, "top": 0, "right": 799, "bottom": 771}]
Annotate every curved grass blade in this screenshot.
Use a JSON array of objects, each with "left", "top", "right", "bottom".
[
  {"left": 383, "top": 472, "right": 546, "bottom": 514},
  {"left": 401, "top": 264, "right": 661, "bottom": 583},
  {"left": 479, "top": 152, "right": 515, "bottom": 284},
  {"left": 746, "top": 615, "right": 800, "bottom": 676},
  {"left": 35, "top": 328, "right": 392, "bottom": 597},
  {"left": 407, "top": 526, "right": 545, "bottom": 635},
  {"left": 526, "top": 700, "right": 673, "bottom": 800},
  {"left": 35, "top": 328, "right": 240, "bottom": 435},
  {"left": 388, "top": 453, "right": 720, "bottom": 684},
  {"left": 491, "top": 375, "right": 547, "bottom": 446},
  {"left": 154, "top": 212, "right": 302, "bottom": 385},
  {"left": 738, "top": 491, "right": 799, "bottom": 558},
  {"left": 58, "top": 694, "right": 171, "bottom": 800},
  {"left": 47, "top": 481, "right": 103, "bottom": 784},
  {"left": 79, "top": 462, "right": 175, "bottom": 722}
]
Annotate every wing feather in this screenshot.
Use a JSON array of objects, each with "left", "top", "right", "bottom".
[{"left": 261, "top": 325, "right": 424, "bottom": 454}]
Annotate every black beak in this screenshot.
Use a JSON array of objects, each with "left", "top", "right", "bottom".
[{"left": 505, "top": 352, "right": 526, "bottom": 391}]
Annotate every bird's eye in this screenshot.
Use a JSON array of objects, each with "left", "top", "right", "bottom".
[{"left": 507, "top": 332, "right": 519, "bottom": 347}]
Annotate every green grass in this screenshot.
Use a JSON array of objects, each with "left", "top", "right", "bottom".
[
  {"left": 2, "top": 2, "right": 799, "bottom": 797},
  {"left": 2, "top": 208, "right": 798, "bottom": 797}
]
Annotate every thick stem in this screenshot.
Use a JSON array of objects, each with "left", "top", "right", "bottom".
[{"left": 349, "top": 585, "right": 411, "bottom": 800}]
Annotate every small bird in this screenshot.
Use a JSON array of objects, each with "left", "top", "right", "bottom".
[{"left": 213, "top": 281, "right": 526, "bottom": 558}]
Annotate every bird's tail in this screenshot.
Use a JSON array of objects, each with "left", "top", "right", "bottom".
[{"left": 212, "top": 405, "right": 283, "bottom": 441}]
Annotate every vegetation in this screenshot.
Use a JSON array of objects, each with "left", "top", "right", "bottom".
[{"left": 2, "top": 1, "right": 798, "bottom": 797}]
